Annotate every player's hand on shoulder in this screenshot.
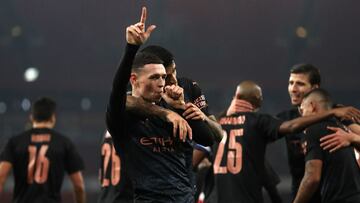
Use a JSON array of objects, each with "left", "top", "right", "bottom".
[
  {"left": 320, "top": 126, "right": 353, "bottom": 153},
  {"left": 226, "top": 98, "right": 238, "bottom": 116},
  {"left": 226, "top": 98, "right": 253, "bottom": 116},
  {"left": 126, "top": 7, "right": 156, "bottom": 45},
  {"left": 164, "top": 110, "right": 193, "bottom": 142},
  {"left": 183, "top": 103, "right": 206, "bottom": 121},
  {"left": 161, "top": 85, "right": 185, "bottom": 109},
  {"left": 332, "top": 106, "right": 360, "bottom": 123}
]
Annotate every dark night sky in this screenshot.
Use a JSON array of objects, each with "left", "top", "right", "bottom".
[{"left": 1, "top": 0, "right": 359, "bottom": 96}]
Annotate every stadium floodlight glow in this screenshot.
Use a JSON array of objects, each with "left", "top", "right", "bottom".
[
  {"left": 296, "top": 26, "right": 307, "bottom": 38},
  {"left": 24, "top": 67, "right": 39, "bottom": 82},
  {"left": 11, "top": 26, "right": 22, "bottom": 37},
  {"left": 0, "top": 102, "right": 7, "bottom": 114},
  {"left": 81, "top": 98, "right": 91, "bottom": 111},
  {"left": 21, "top": 98, "right": 31, "bottom": 112}
]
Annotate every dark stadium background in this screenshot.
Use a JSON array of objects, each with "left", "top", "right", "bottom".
[{"left": 1, "top": 0, "right": 359, "bottom": 202}]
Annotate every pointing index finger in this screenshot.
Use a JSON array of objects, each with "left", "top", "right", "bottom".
[{"left": 140, "top": 7, "right": 147, "bottom": 24}]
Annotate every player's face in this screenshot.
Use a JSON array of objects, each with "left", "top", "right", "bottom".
[
  {"left": 300, "top": 98, "right": 314, "bottom": 116},
  {"left": 288, "top": 73, "right": 318, "bottom": 106},
  {"left": 165, "top": 62, "right": 177, "bottom": 86},
  {"left": 132, "top": 64, "right": 166, "bottom": 102}
]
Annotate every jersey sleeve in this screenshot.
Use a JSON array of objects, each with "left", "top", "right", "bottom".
[
  {"left": 256, "top": 114, "right": 282, "bottom": 142},
  {"left": 0, "top": 137, "right": 14, "bottom": 163},
  {"left": 64, "top": 138, "right": 85, "bottom": 174},
  {"left": 189, "top": 80, "right": 210, "bottom": 116},
  {"left": 173, "top": 108, "right": 214, "bottom": 146},
  {"left": 304, "top": 124, "right": 325, "bottom": 161},
  {"left": 106, "top": 44, "right": 139, "bottom": 145}
]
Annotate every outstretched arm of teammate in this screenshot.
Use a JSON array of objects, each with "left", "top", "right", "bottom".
[
  {"left": 126, "top": 95, "right": 192, "bottom": 139},
  {"left": 320, "top": 126, "right": 360, "bottom": 152},
  {"left": 0, "top": 161, "right": 12, "bottom": 194},
  {"left": 293, "top": 160, "right": 322, "bottom": 203},
  {"left": 279, "top": 106, "right": 360, "bottom": 135},
  {"left": 106, "top": 6, "right": 156, "bottom": 137},
  {"left": 69, "top": 171, "right": 86, "bottom": 203}
]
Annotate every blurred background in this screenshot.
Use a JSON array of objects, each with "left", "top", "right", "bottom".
[{"left": 1, "top": 0, "right": 359, "bottom": 202}]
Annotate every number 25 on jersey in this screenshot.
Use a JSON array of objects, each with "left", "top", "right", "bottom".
[{"left": 213, "top": 129, "right": 243, "bottom": 174}]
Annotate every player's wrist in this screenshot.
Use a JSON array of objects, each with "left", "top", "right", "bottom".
[
  {"left": 170, "top": 101, "right": 186, "bottom": 110},
  {"left": 349, "top": 132, "right": 358, "bottom": 143}
]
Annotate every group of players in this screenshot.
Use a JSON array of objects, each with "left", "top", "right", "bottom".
[{"left": 1, "top": 6, "right": 360, "bottom": 203}]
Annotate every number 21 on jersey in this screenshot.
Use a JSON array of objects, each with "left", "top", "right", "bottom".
[{"left": 213, "top": 129, "right": 243, "bottom": 174}]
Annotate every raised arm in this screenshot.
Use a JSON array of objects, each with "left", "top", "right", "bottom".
[
  {"left": 106, "top": 7, "right": 156, "bottom": 136},
  {"left": 106, "top": 43, "right": 139, "bottom": 135},
  {"left": 69, "top": 171, "right": 86, "bottom": 203}
]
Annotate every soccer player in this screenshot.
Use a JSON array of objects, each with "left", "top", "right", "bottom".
[
  {"left": 140, "top": 45, "right": 222, "bottom": 142},
  {"left": 106, "top": 7, "right": 214, "bottom": 202},
  {"left": 98, "top": 97, "right": 189, "bottom": 203},
  {"left": 140, "top": 45, "right": 223, "bottom": 194},
  {"left": 0, "top": 97, "right": 85, "bottom": 203},
  {"left": 226, "top": 95, "right": 282, "bottom": 203},
  {"left": 210, "top": 81, "right": 360, "bottom": 203},
  {"left": 98, "top": 131, "right": 133, "bottom": 203},
  {"left": 276, "top": 64, "right": 321, "bottom": 201},
  {"left": 294, "top": 88, "right": 360, "bottom": 203}
]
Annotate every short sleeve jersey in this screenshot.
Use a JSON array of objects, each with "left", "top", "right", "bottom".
[
  {"left": 0, "top": 128, "right": 84, "bottom": 203},
  {"left": 304, "top": 118, "right": 360, "bottom": 203},
  {"left": 211, "top": 112, "right": 282, "bottom": 203},
  {"left": 178, "top": 77, "right": 209, "bottom": 116}
]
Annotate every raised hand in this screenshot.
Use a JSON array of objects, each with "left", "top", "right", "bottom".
[
  {"left": 126, "top": 7, "right": 156, "bottom": 45},
  {"left": 161, "top": 85, "right": 186, "bottom": 109}
]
